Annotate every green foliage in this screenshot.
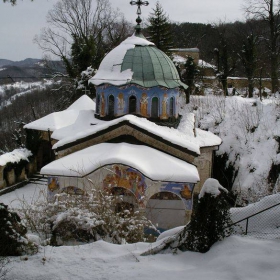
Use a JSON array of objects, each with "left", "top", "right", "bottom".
[
  {"left": 182, "top": 191, "right": 233, "bottom": 253},
  {"left": 71, "top": 35, "right": 97, "bottom": 78},
  {"left": 147, "top": 1, "right": 173, "bottom": 55},
  {"left": 181, "top": 56, "right": 200, "bottom": 102},
  {"left": 238, "top": 34, "right": 258, "bottom": 98},
  {"left": 0, "top": 203, "right": 27, "bottom": 256}
]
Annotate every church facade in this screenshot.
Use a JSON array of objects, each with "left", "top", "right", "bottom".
[{"left": 24, "top": 22, "right": 221, "bottom": 231}]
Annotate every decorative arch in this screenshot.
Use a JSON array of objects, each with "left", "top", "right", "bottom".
[
  {"left": 145, "top": 191, "right": 186, "bottom": 231},
  {"left": 151, "top": 97, "right": 159, "bottom": 118},
  {"left": 129, "top": 95, "right": 137, "bottom": 114}
]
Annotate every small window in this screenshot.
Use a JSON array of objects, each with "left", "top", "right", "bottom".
[
  {"left": 108, "top": 95, "right": 115, "bottom": 117},
  {"left": 96, "top": 93, "right": 100, "bottom": 114},
  {"left": 170, "top": 97, "right": 174, "bottom": 116},
  {"left": 151, "top": 97, "right": 159, "bottom": 118},
  {"left": 129, "top": 96, "right": 137, "bottom": 114}
]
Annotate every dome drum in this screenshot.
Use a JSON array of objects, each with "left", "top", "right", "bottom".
[{"left": 95, "top": 84, "right": 180, "bottom": 123}]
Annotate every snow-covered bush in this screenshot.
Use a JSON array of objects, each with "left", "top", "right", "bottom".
[
  {"left": 0, "top": 203, "right": 34, "bottom": 256},
  {"left": 185, "top": 95, "right": 280, "bottom": 203},
  {"left": 182, "top": 179, "right": 232, "bottom": 253},
  {"left": 21, "top": 187, "right": 157, "bottom": 245}
]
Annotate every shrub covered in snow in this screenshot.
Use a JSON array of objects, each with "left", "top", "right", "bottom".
[
  {"left": 21, "top": 188, "right": 157, "bottom": 245},
  {"left": 181, "top": 179, "right": 232, "bottom": 253},
  {"left": 0, "top": 203, "right": 30, "bottom": 256},
  {"left": 184, "top": 95, "right": 280, "bottom": 203}
]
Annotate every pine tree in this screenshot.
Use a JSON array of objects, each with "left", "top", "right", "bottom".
[
  {"left": 147, "top": 1, "right": 173, "bottom": 55},
  {"left": 181, "top": 56, "right": 200, "bottom": 103},
  {"left": 181, "top": 180, "right": 233, "bottom": 253}
]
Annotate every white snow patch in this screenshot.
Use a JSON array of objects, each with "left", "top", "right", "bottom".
[
  {"left": 0, "top": 148, "right": 32, "bottom": 166},
  {"left": 41, "top": 142, "right": 200, "bottom": 183},
  {"left": 199, "top": 178, "right": 228, "bottom": 199},
  {"left": 53, "top": 114, "right": 201, "bottom": 154},
  {"left": 24, "top": 95, "right": 96, "bottom": 132},
  {"left": 90, "top": 34, "right": 154, "bottom": 86}
]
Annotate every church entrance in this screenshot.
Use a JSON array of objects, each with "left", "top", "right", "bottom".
[
  {"left": 37, "top": 140, "right": 55, "bottom": 169},
  {"left": 145, "top": 191, "right": 186, "bottom": 231}
]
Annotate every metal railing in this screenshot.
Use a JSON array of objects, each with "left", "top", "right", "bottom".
[{"left": 231, "top": 198, "right": 280, "bottom": 239}]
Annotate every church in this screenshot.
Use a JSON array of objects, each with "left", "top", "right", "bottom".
[{"left": 24, "top": 2, "right": 221, "bottom": 231}]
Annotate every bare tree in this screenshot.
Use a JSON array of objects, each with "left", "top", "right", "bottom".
[
  {"left": 245, "top": 0, "right": 280, "bottom": 93},
  {"left": 34, "top": 0, "right": 132, "bottom": 77}
]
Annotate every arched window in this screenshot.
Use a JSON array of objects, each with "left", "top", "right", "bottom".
[
  {"left": 169, "top": 97, "right": 174, "bottom": 117},
  {"left": 108, "top": 95, "right": 115, "bottom": 117},
  {"left": 96, "top": 93, "right": 100, "bottom": 114},
  {"left": 129, "top": 96, "right": 137, "bottom": 114},
  {"left": 151, "top": 97, "right": 159, "bottom": 118}
]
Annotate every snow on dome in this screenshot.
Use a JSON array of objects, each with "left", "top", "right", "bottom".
[
  {"left": 24, "top": 95, "right": 96, "bottom": 132},
  {"left": 0, "top": 148, "right": 32, "bottom": 166},
  {"left": 41, "top": 142, "right": 199, "bottom": 183},
  {"left": 89, "top": 34, "right": 154, "bottom": 86},
  {"left": 199, "top": 178, "right": 228, "bottom": 199},
  {"left": 52, "top": 114, "right": 201, "bottom": 155}
]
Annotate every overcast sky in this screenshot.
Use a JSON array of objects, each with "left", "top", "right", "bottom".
[{"left": 0, "top": 0, "right": 245, "bottom": 61}]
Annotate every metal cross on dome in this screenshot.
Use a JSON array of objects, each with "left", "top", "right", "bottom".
[{"left": 130, "top": 0, "right": 149, "bottom": 16}]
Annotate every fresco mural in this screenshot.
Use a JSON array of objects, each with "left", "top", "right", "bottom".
[
  {"left": 47, "top": 176, "right": 60, "bottom": 201},
  {"left": 102, "top": 165, "right": 147, "bottom": 206},
  {"left": 159, "top": 182, "right": 195, "bottom": 210},
  {"left": 95, "top": 84, "right": 180, "bottom": 119}
]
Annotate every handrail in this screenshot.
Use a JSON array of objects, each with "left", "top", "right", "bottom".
[{"left": 231, "top": 201, "right": 280, "bottom": 226}]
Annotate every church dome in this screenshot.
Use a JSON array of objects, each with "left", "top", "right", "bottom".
[
  {"left": 89, "top": 33, "right": 187, "bottom": 89},
  {"left": 90, "top": 32, "right": 187, "bottom": 126}
]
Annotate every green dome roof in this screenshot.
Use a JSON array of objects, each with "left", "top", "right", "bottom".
[
  {"left": 90, "top": 33, "right": 187, "bottom": 89},
  {"left": 122, "top": 44, "right": 187, "bottom": 89}
]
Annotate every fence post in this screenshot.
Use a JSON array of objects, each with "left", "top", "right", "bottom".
[{"left": 245, "top": 218, "right": 249, "bottom": 235}]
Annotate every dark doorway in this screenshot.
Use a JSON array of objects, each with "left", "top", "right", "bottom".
[{"left": 129, "top": 96, "right": 137, "bottom": 114}]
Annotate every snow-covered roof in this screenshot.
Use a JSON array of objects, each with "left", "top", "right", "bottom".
[
  {"left": 89, "top": 33, "right": 187, "bottom": 89},
  {"left": 198, "top": 59, "right": 216, "bottom": 69},
  {"left": 24, "top": 95, "right": 96, "bottom": 132},
  {"left": 41, "top": 143, "right": 200, "bottom": 183},
  {"left": 177, "top": 113, "right": 222, "bottom": 148},
  {"left": 0, "top": 148, "right": 32, "bottom": 166},
  {"left": 53, "top": 114, "right": 201, "bottom": 155}
]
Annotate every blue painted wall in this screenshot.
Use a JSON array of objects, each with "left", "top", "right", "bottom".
[{"left": 96, "top": 84, "right": 180, "bottom": 119}]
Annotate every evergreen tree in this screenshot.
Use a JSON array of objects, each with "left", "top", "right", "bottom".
[
  {"left": 181, "top": 179, "right": 233, "bottom": 253},
  {"left": 0, "top": 203, "right": 28, "bottom": 256},
  {"left": 147, "top": 1, "right": 173, "bottom": 55},
  {"left": 238, "top": 34, "right": 258, "bottom": 98},
  {"left": 181, "top": 56, "right": 200, "bottom": 103}
]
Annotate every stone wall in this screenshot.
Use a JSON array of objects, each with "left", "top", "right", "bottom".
[{"left": 0, "top": 158, "right": 37, "bottom": 190}]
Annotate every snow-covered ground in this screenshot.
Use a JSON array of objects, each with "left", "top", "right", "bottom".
[
  {"left": 1, "top": 183, "right": 280, "bottom": 280},
  {"left": 2, "top": 235, "right": 279, "bottom": 280},
  {"left": 0, "top": 80, "right": 57, "bottom": 108}
]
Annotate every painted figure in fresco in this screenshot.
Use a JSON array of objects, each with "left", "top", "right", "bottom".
[
  {"left": 140, "top": 93, "right": 149, "bottom": 117},
  {"left": 117, "top": 93, "right": 125, "bottom": 114},
  {"left": 180, "top": 184, "right": 192, "bottom": 200},
  {"left": 161, "top": 93, "right": 168, "bottom": 119},
  {"left": 103, "top": 166, "right": 147, "bottom": 201},
  {"left": 100, "top": 92, "right": 106, "bottom": 116},
  {"left": 48, "top": 177, "right": 59, "bottom": 192}
]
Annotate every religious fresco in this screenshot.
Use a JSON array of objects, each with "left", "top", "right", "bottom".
[
  {"left": 159, "top": 182, "right": 195, "bottom": 210},
  {"left": 102, "top": 165, "right": 147, "bottom": 205},
  {"left": 95, "top": 85, "right": 180, "bottom": 119},
  {"left": 47, "top": 176, "right": 60, "bottom": 201}
]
